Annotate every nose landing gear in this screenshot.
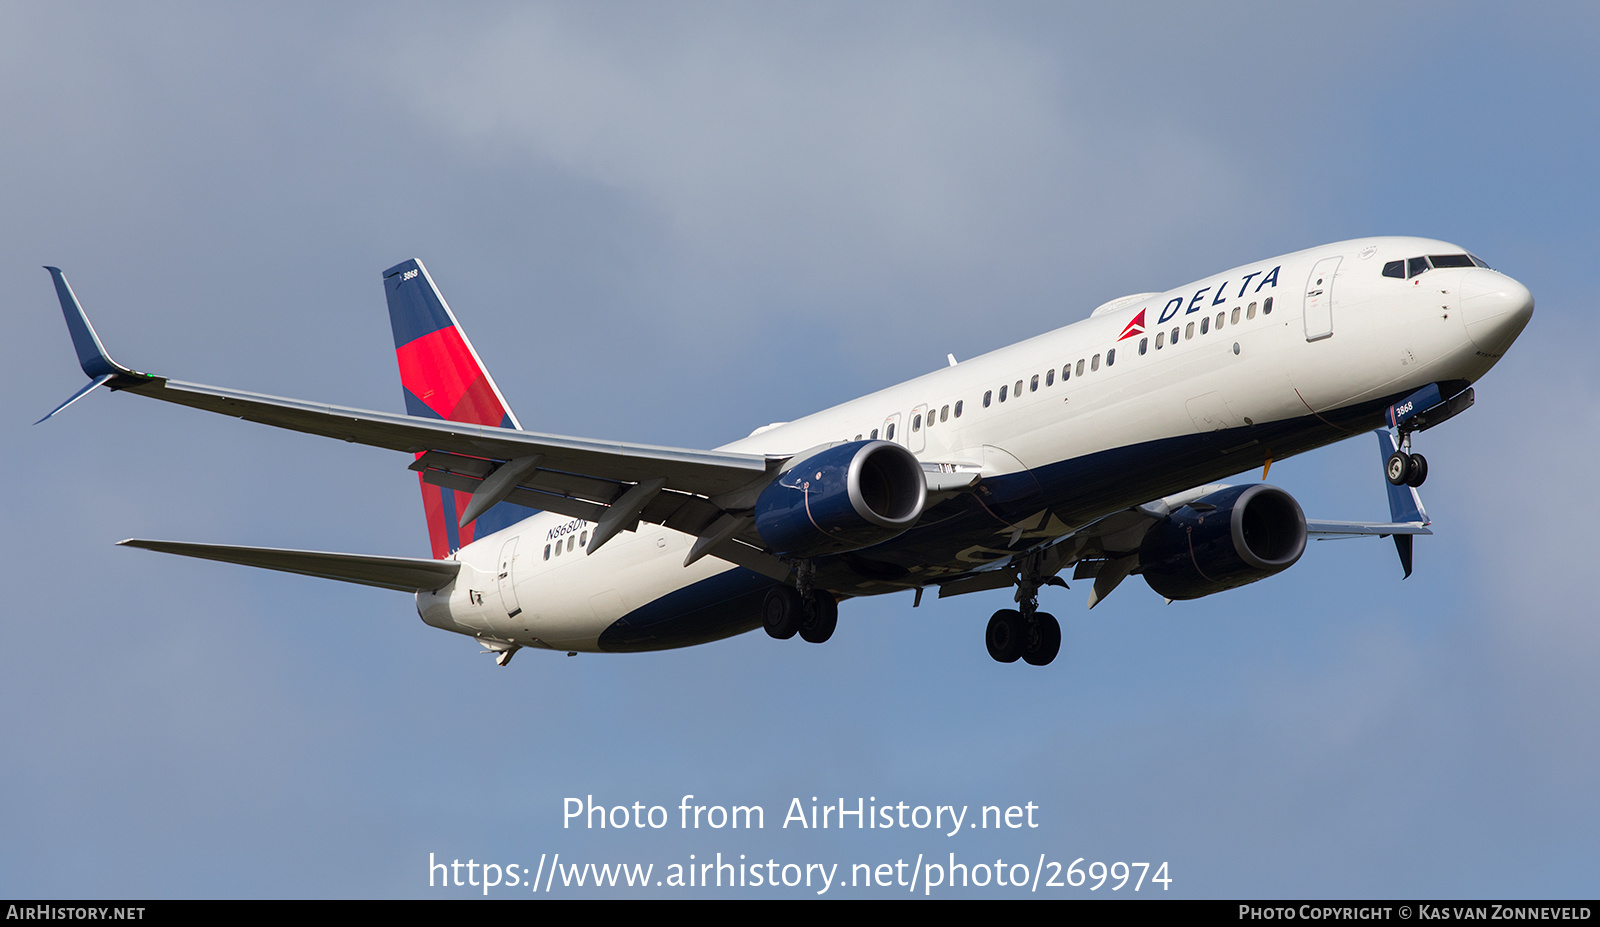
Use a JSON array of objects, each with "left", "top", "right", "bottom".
[{"left": 1385, "top": 435, "right": 1429, "bottom": 488}]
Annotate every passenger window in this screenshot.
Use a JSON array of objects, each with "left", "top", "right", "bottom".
[
  {"left": 871, "top": 428, "right": 879, "bottom": 439},
  {"left": 954, "top": 400, "right": 963, "bottom": 417},
  {"left": 999, "top": 385, "right": 1008, "bottom": 402},
  {"left": 568, "top": 536, "right": 575, "bottom": 551},
  {"left": 544, "top": 544, "right": 551, "bottom": 561},
  {"left": 1046, "top": 369, "right": 1054, "bottom": 387},
  {"left": 855, "top": 434, "right": 862, "bottom": 441},
  {"left": 912, "top": 414, "right": 922, "bottom": 432},
  {"left": 1263, "top": 297, "right": 1274, "bottom": 314},
  {"left": 1014, "top": 379, "right": 1023, "bottom": 397},
  {"left": 1030, "top": 374, "right": 1039, "bottom": 392},
  {"left": 554, "top": 541, "right": 562, "bottom": 557},
  {"left": 1201, "top": 317, "right": 1209, "bottom": 334},
  {"left": 1383, "top": 260, "right": 1405, "bottom": 278},
  {"left": 1231, "top": 307, "right": 1240, "bottom": 325},
  {"left": 940, "top": 405, "right": 949, "bottom": 422},
  {"left": 580, "top": 531, "right": 588, "bottom": 547},
  {"left": 1091, "top": 353, "right": 1100, "bottom": 371},
  {"left": 1062, "top": 364, "right": 1071, "bottom": 382},
  {"left": 1171, "top": 327, "right": 1180, "bottom": 343},
  {"left": 887, "top": 423, "right": 896, "bottom": 439},
  {"left": 1076, "top": 359, "right": 1085, "bottom": 377},
  {"left": 1247, "top": 301, "right": 1257, "bottom": 319},
  {"left": 1186, "top": 322, "right": 1195, "bottom": 339},
  {"left": 1107, "top": 348, "right": 1116, "bottom": 366},
  {"left": 1156, "top": 331, "right": 1165, "bottom": 349},
  {"left": 1139, "top": 337, "right": 1148, "bottom": 355},
  {"left": 1216, "top": 312, "right": 1225, "bottom": 329},
  {"left": 983, "top": 391, "right": 992, "bottom": 408}
]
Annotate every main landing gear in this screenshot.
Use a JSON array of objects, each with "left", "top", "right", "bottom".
[
  {"left": 763, "top": 561, "right": 838, "bottom": 645},
  {"left": 985, "top": 608, "right": 1060, "bottom": 666},
  {"left": 986, "top": 549, "right": 1065, "bottom": 666},
  {"left": 1385, "top": 434, "right": 1429, "bottom": 488}
]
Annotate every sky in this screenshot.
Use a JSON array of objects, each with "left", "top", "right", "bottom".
[{"left": 3, "top": 1, "right": 1596, "bottom": 899}]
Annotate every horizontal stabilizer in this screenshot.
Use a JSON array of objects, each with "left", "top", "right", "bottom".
[{"left": 119, "top": 539, "right": 461, "bottom": 592}]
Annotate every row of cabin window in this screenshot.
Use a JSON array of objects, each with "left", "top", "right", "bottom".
[
  {"left": 982, "top": 346, "right": 1121, "bottom": 408},
  {"left": 983, "top": 295, "right": 1275, "bottom": 408},
  {"left": 849, "top": 400, "right": 966, "bottom": 443},
  {"left": 544, "top": 531, "right": 588, "bottom": 560},
  {"left": 1137, "top": 297, "right": 1273, "bottom": 355},
  {"left": 849, "top": 295, "right": 1276, "bottom": 440}
]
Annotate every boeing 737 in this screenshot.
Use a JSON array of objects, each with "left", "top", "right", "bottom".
[{"left": 40, "top": 237, "right": 1533, "bottom": 667}]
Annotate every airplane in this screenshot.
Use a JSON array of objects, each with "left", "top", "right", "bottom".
[{"left": 39, "top": 237, "right": 1533, "bottom": 667}]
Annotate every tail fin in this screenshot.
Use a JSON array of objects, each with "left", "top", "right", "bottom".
[{"left": 383, "top": 259, "right": 537, "bottom": 557}]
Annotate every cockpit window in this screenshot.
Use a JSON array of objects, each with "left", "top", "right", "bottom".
[{"left": 1393, "top": 253, "right": 1489, "bottom": 279}]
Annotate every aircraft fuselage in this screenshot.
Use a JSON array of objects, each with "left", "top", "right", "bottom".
[{"left": 416, "top": 236, "right": 1533, "bottom": 654}]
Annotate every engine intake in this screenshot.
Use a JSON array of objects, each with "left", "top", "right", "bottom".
[
  {"left": 754, "top": 440, "right": 927, "bottom": 557},
  {"left": 1139, "top": 484, "right": 1307, "bottom": 600}
]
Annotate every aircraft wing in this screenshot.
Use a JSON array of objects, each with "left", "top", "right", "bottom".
[
  {"left": 42, "top": 267, "right": 794, "bottom": 574},
  {"left": 940, "top": 430, "right": 1433, "bottom": 608}
]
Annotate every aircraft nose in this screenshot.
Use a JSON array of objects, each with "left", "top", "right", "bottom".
[{"left": 1459, "top": 268, "right": 1534, "bottom": 354}]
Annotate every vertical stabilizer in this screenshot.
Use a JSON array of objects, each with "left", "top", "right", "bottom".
[{"left": 383, "top": 259, "right": 537, "bottom": 557}]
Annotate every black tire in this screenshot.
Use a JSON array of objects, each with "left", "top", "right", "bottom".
[
  {"left": 763, "top": 586, "right": 802, "bottom": 640},
  {"left": 1385, "top": 450, "right": 1412, "bottom": 486},
  {"left": 1022, "top": 612, "right": 1061, "bottom": 666},
  {"left": 799, "top": 594, "right": 838, "bottom": 644},
  {"left": 1406, "top": 453, "right": 1428, "bottom": 487},
  {"left": 986, "top": 609, "right": 1024, "bottom": 663}
]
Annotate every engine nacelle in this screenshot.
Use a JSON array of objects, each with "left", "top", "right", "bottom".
[
  {"left": 754, "top": 440, "right": 927, "bottom": 558},
  {"left": 1139, "top": 484, "right": 1307, "bottom": 600}
]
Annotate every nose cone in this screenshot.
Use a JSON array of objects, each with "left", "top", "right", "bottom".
[{"left": 1460, "top": 269, "right": 1534, "bottom": 355}]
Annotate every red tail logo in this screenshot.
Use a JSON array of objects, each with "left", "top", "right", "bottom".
[{"left": 1118, "top": 309, "right": 1146, "bottom": 342}]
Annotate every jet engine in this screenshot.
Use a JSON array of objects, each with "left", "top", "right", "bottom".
[
  {"left": 1139, "top": 484, "right": 1307, "bottom": 600},
  {"left": 754, "top": 440, "right": 927, "bottom": 558}
]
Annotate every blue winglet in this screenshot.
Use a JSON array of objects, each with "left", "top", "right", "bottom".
[
  {"left": 38, "top": 267, "right": 153, "bottom": 423},
  {"left": 46, "top": 267, "right": 127, "bottom": 379}
]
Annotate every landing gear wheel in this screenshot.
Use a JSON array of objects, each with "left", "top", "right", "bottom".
[
  {"left": 1385, "top": 450, "right": 1412, "bottom": 486},
  {"left": 762, "top": 586, "right": 802, "bottom": 640},
  {"left": 986, "top": 609, "right": 1024, "bottom": 663},
  {"left": 1022, "top": 612, "right": 1061, "bottom": 666},
  {"left": 798, "top": 595, "right": 838, "bottom": 644},
  {"left": 1406, "top": 453, "right": 1428, "bottom": 487}
]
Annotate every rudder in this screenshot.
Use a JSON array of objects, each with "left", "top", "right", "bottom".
[{"left": 383, "top": 259, "right": 537, "bottom": 557}]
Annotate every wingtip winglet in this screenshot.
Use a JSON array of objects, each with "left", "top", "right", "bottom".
[
  {"left": 45, "top": 266, "right": 126, "bottom": 380},
  {"left": 1394, "top": 533, "right": 1414, "bottom": 579},
  {"left": 39, "top": 267, "right": 156, "bottom": 423}
]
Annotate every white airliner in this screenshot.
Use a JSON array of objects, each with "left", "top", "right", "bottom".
[{"left": 41, "top": 237, "right": 1532, "bottom": 667}]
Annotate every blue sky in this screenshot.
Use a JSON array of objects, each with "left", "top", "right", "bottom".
[{"left": 3, "top": 2, "right": 1596, "bottom": 898}]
